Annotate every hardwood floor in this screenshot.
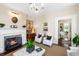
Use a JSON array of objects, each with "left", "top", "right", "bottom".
[{"left": 36, "top": 43, "right": 67, "bottom": 56}]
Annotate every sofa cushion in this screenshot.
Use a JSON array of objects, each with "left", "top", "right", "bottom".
[{"left": 46, "top": 36, "right": 52, "bottom": 40}]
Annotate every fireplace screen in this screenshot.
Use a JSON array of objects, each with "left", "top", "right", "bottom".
[{"left": 4, "top": 35, "right": 22, "bottom": 51}]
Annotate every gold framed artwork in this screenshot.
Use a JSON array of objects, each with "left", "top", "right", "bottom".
[
  {"left": 43, "top": 27, "right": 48, "bottom": 31},
  {"left": 43, "top": 22, "right": 48, "bottom": 31},
  {"left": 44, "top": 22, "right": 48, "bottom": 26}
]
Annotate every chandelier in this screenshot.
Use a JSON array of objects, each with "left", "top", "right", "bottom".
[{"left": 29, "top": 3, "right": 44, "bottom": 13}]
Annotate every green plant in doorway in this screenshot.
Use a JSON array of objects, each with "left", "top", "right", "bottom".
[{"left": 73, "top": 34, "right": 79, "bottom": 46}]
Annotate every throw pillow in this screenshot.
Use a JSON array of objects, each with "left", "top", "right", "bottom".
[
  {"left": 46, "top": 36, "right": 52, "bottom": 40},
  {"left": 38, "top": 34, "right": 42, "bottom": 38}
]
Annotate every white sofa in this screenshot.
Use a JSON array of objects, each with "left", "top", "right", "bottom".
[
  {"left": 43, "top": 36, "right": 53, "bottom": 47},
  {"left": 67, "top": 47, "right": 79, "bottom": 56}
]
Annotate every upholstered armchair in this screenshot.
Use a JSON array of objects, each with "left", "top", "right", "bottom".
[
  {"left": 43, "top": 35, "right": 53, "bottom": 47},
  {"left": 35, "top": 34, "right": 43, "bottom": 43}
]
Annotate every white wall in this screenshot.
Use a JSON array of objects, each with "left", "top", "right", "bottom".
[
  {"left": 0, "top": 4, "right": 26, "bottom": 29},
  {"left": 27, "top": 15, "right": 46, "bottom": 34},
  {"left": 31, "top": 5, "right": 79, "bottom": 44},
  {"left": 54, "top": 15, "right": 77, "bottom": 44}
]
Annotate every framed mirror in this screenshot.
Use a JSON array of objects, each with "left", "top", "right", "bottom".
[{"left": 11, "top": 17, "right": 18, "bottom": 23}]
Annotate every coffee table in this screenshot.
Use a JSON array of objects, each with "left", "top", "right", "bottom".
[{"left": 13, "top": 46, "right": 45, "bottom": 56}]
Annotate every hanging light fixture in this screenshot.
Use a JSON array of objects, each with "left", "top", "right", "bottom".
[{"left": 29, "top": 3, "right": 44, "bottom": 13}]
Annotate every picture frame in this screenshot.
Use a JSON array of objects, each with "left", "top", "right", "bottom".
[
  {"left": 43, "top": 27, "right": 48, "bottom": 31},
  {"left": 44, "top": 22, "right": 48, "bottom": 26}
]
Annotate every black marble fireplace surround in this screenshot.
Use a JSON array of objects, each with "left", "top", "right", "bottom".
[
  {"left": 0, "top": 34, "right": 23, "bottom": 55},
  {"left": 4, "top": 34, "right": 22, "bottom": 51}
]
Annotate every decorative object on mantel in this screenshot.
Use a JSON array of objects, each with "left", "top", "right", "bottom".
[
  {"left": 0, "top": 23, "right": 5, "bottom": 28},
  {"left": 11, "top": 17, "right": 18, "bottom": 23},
  {"left": 10, "top": 25, "right": 17, "bottom": 28},
  {"left": 22, "top": 25, "right": 26, "bottom": 28}
]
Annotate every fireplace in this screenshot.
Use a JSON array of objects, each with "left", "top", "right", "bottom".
[
  {"left": 0, "top": 29, "right": 26, "bottom": 54},
  {"left": 4, "top": 35, "right": 22, "bottom": 51}
]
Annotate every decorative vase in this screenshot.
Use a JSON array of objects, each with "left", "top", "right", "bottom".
[{"left": 26, "top": 46, "right": 35, "bottom": 53}]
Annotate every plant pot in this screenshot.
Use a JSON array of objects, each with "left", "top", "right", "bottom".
[{"left": 26, "top": 46, "right": 35, "bottom": 53}]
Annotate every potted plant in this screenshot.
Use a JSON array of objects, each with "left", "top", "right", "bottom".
[
  {"left": 0, "top": 23, "right": 5, "bottom": 28},
  {"left": 25, "top": 39, "right": 35, "bottom": 53},
  {"left": 73, "top": 34, "right": 79, "bottom": 46}
]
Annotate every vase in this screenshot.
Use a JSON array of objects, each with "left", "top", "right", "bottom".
[{"left": 26, "top": 46, "right": 35, "bottom": 53}]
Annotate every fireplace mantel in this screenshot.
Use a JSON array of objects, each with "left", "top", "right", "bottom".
[{"left": 0, "top": 28, "right": 26, "bottom": 53}]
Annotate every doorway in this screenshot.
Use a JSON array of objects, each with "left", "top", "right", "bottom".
[{"left": 58, "top": 20, "right": 71, "bottom": 48}]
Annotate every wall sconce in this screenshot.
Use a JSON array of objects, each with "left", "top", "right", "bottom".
[{"left": 9, "top": 11, "right": 19, "bottom": 17}]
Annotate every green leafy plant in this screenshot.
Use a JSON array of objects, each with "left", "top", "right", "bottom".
[
  {"left": 0, "top": 23, "right": 5, "bottom": 27},
  {"left": 25, "top": 39, "right": 35, "bottom": 53},
  {"left": 73, "top": 34, "right": 79, "bottom": 46},
  {"left": 25, "top": 39, "right": 35, "bottom": 48}
]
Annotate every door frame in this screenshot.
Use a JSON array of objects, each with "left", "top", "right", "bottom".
[
  {"left": 58, "top": 20, "right": 71, "bottom": 40},
  {"left": 54, "top": 15, "right": 77, "bottom": 46}
]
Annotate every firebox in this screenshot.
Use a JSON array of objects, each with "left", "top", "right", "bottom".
[{"left": 4, "top": 35, "right": 22, "bottom": 51}]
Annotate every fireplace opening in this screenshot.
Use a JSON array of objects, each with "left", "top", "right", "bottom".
[{"left": 4, "top": 35, "right": 22, "bottom": 52}]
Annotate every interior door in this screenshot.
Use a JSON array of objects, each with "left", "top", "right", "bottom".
[{"left": 58, "top": 19, "right": 71, "bottom": 47}]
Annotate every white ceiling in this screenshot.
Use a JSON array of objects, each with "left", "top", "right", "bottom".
[{"left": 1, "top": 3, "right": 79, "bottom": 17}]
